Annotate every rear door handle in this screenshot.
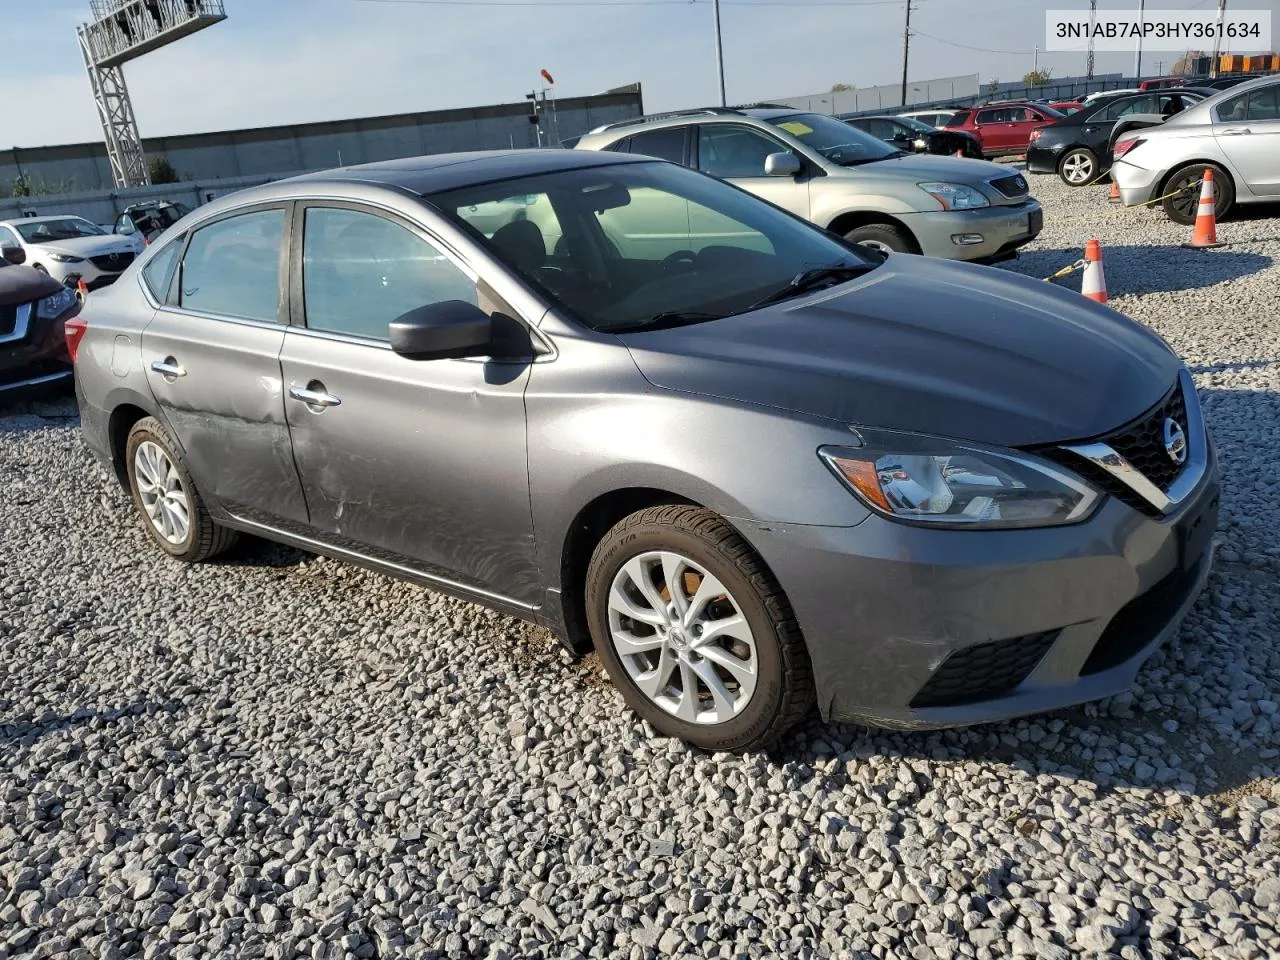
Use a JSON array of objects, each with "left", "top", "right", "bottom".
[
  {"left": 150, "top": 359, "right": 186, "bottom": 378},
  {"left": 289, "top": 383, "right": 342, "bottom": 408}
]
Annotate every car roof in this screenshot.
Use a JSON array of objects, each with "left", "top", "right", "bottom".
[
  {"left": 283, "top": 148, "right": 648, "bottom": 196},
  {"left": 0, "top": 214, "right": 93, "bottom": 226}
]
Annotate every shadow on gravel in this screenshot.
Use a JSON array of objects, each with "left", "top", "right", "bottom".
[
  {"left": 1191, "top": 358, "right": 1280, "bottom": 374},
  {"left": 0, "top": 700, "right": 182, "bottom": 750},
  {"left": 1005, "top": 244, "right": 1272, "bottom": 296}
]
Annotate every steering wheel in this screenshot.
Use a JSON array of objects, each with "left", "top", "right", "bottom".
[{"left": 662, "top": 250, "right": 698, "bottom": 273}]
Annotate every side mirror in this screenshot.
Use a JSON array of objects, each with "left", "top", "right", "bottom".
[
  {"left": 764, "top": 152, "right": 801, "bottom": 177},
  {"left": 1, "top": 245, "right": 25, "bottom": 265},
  {"left": 389, "top": 300, "right": 492, "bottom": 361},
  {"left": 117, "top": 220, "right": 137, "bottom": 235}
]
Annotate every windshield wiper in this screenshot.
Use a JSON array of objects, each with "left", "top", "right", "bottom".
[
  {"left": 747, "top": 262, "right": 874, "bottom": 310},
  {"left": 609, "top": 310, "right": 726, "bottom": 333}
]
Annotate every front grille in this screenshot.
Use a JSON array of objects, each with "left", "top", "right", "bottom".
[
  {"left": 0, "top": 304, "right": 15, "bottom": 338},
  {"left": 90, "top": 252, "right": 135, "bottom": 272},
  {"left": 911, "top": 631, "right": 1058, "bottom": 708},
  {"left": 1041, "top": 381, "right": 1190, "bottom": 517},
  {"left": 990, "top": 173, "right": 1030, "bottom": 198},
  {"left": 1082, "top": 559, "right": 1203, "bottom": 675},
  {"left": 1108, "top": 385, "right": 1188, "bottom": 491}
]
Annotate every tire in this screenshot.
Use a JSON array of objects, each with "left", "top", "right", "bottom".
[
  {"left": 844, "top": 223, "right": 916, "bottom": 255},
  {"left": 585, "top": 505, "right": 814, "bottom": 752},
  {"left": 1058, "top": 147, "right": 1098, "bottom": 186},
  {"left": 1162, "top": 163, "right": 1234, "bottom": 226},
  {"left": 125, "top": 416, "right": 238, "bottom": 562}
]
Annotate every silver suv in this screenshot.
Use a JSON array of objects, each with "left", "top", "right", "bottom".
[{"left": 575, "top": 106, "right": 1043, "bottom": 262}]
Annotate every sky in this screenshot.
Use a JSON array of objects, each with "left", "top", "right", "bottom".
[{"left": 2, "top": 0, "right": 1277, "bottom": 148}]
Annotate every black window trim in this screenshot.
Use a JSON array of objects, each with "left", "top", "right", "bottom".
[{"left": 160, "top": 200, "right": 295, "bottom": 328}]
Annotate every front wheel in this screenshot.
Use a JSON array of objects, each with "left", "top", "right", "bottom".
[
  {"left": 125, "top": 416, "right": 238, "bottom": 562},
  {"left": 1162, "top": 163, "right": 1234, "bottom": 226},
  {"left": 585, "top": 505, "right": 814, "bottom": 752},
  {"left": 844, "top": 222, "right": 916, "bottom": 255},
  {"left": 1058, "top": 147, "right": 1098, "bottom": 186}
]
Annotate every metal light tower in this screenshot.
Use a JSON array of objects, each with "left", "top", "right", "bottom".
[
  {"left": 1086, "top": 0, "right": 1098, "bottom": 79},
  {"left": 78, "top": 0, "right": 228, "bottom": 188}
]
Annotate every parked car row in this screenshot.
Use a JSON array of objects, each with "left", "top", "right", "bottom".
[
  {"left": 574, "top": 106, "right": 1041, "bottom": 261},
  {"left": 65, "top": 147, "right": 1219, "bottom": 749},
  {"left": 1113, "top": 74, "right": 1280, "bottom": 225},
  {"left": 0, "top": 243, "right": 81, "bottom": 395}
]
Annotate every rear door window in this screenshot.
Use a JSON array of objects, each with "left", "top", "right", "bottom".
[
  {"left": 623, "top": 128, "right": 689, "bottom": 165},
  {"left": 1245, "top": 86, "right": 1280, "bottom": 121},
  {"left": 976, "top": 109, "right": 1007, "bottom": 125},
  {"left": 142, "top": 237, "right": 183, "bottom": 301},
  {"left": 178, "top": 209, "right": 285, "bottom": 323}
]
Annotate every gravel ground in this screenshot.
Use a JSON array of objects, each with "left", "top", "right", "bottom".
[{"left": 2, "top": 174, "right": 1279, "bottom": 960}]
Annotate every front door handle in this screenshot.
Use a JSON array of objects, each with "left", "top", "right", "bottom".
[
  {"left": 1220, "top": 127, "right": 1251, "bottom": 135},
  {"left": 289, "top": 383, "right": 342, "bottom": 408},
  {"left": 150, "top": 358, "right": 186, "bottom": 378}
]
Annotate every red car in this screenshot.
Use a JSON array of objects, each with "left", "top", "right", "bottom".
[
  {"left": 944, "top": 102, "right": 1065, "bottom": 157},
  {"left": 0, "top": 244, "right": 82, "bottom": 397},
  {"left": 1049, "top": 100, "right": 1082, "bottom": 114},
  {"left": 1138, "top": 76, "right": 1185, "bottom": 91}
]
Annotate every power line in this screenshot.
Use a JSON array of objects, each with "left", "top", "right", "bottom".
[{"left": 911, "top": 30, "right": 1026, "bottom": 56}]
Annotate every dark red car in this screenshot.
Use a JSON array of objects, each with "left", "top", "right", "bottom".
[
  {"left": 0, "top": 244, "right": 83, "bottom": 398},
  {"left": 944, "top": 102, "right": 1065, "bottom": 157}
]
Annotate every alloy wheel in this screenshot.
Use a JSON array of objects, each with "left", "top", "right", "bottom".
[
  {"left": 606, "top": 550, "right": 758, "bottom": 724},
  {"left": 1062, "top": 151, "right": 1094, "bottom": 185},
  {"left": 1170, "top": 173, "right": 1208, "bottom": 219},
  {"left": 857, "top": 239, "right": 894, "bottom": 254},
  {"left": 133, "top": 440, "right": 191, "bottom": 545}
]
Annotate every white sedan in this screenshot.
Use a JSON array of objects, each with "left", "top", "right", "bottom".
[
  {"left": 0, "top": 216, "right": 141, "bottom": 290},
  {"left": 1112, "top": 75, "right": 1280, "bottom": 224}
]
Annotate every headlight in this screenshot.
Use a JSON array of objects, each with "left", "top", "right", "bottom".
[
  {"left": 35, "top": 286, "right": 78, "bottom": 320},
  {"left": 918, "top": 182, "right": 990, "bottom": 210},
  {"left": 819, "top": 430, "right": 1099, "bottom": 529},
  {"left": 46, "top": 253, "right": 85, "bottom": 264}
]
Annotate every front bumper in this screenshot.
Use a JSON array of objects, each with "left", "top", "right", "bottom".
[
  {"left": 1113, "top": 160, "right": 1163, "bottom": 206},
  {"left": 1025, "top": 142, "right": 1066, "bottom": 175},
  {"left": 736, "top": 445, "right": 1220, "bottom": 729},
  {"left": 903, "top": 200, "right": 1043, "bottom": 262},
  {"left": 0, "top": 308, "right": 74, "bottom": 397},
  {"left": 40, "top": 259, "right": 127, "bottom": 290}
]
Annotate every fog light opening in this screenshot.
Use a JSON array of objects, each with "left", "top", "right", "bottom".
[{"left": 952, "top": 234, "right": 985, "bottom": 246}]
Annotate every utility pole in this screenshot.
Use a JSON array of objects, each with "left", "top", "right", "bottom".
[
  {"left": 712, "top": 0, "right": 726, "bottom": 106},
  {"left": 1209, "top": 0, "right": 1227, "bottom": 77},
  {"left": 900, "top": 0, "right": 912, "bottom": 108},
  {"left": 1033, "top": 44, "right": 1039, "bottom": 75},
  {"left": 1086, "top": 0, "right": 1097, "bottom": 79},
  {"left": 1134, "top": 0, "right": 1146, "bottom": 78}
]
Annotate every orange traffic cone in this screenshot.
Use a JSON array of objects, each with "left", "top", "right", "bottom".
[
  {"left": 1183, "top": 169, "right": 1224, "bottom": 249},
  {"left": 1108, "top": 178, "right": 1121, "bottom": 203},
  {"left": 1081, "top": 239, "right": 1107, "bottom": 303}
]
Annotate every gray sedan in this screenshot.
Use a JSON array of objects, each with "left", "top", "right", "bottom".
[{"left": 73, "top": 149, "right": 1218, "bottom": 750}]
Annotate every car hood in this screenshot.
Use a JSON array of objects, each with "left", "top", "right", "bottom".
[
  {"left": 29, "top": 236, "right": 135, "bottom": 258},
  {"left": 618, "top": 256, "right": 1180, "bottom": 448},
  {"left": 830, "top": 151, "right": 1013, "bottom": 186},
  {"left": 0, "top": 263, "right": 62, "bottom": 307}
]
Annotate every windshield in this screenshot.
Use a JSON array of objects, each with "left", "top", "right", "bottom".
[
  {"left": 767, "top": 113, "right": 900, "bottom": 165},
  {"left": 15, "top": 218, "right": 106, "bottom": 243},
  {"left": 431, "top": 160, "right": 876, "bottom": 333}
]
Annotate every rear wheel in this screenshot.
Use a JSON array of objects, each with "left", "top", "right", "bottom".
[
  {"left": 1162, "top": 163, "right": 1234, "bottom": 226},
  {"left": 125, "top": 416, "right": 238, "bottom": 562},
  {"left": 1058, "top": 147, "right": 1098, "bottom": 186},
  {"left": 585, "top": 505, "right": 814, "bottom": 752},
  {"left": 844, "top": 222, "right": 916, "bottom": 255}
]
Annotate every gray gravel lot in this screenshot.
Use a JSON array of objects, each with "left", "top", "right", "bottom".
[{"left": 2, "top": 173, "right": 1279, "bottom": 960}]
